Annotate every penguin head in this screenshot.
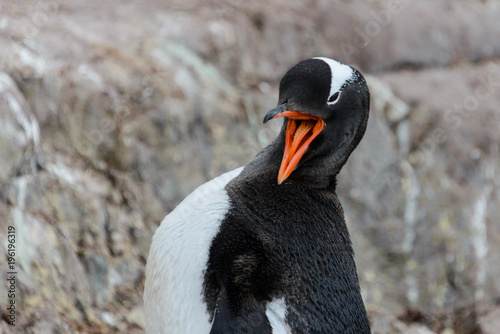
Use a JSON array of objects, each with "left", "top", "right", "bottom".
[{"left": 264, "top": 57, "right": 370, "bottom": 185}]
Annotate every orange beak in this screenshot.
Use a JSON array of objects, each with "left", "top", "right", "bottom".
[{"left": 268, "top": 111, "right": 325, "bottom": 184}]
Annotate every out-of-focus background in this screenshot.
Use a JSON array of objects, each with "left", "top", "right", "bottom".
[{"left": 0, "top": 0, "right": 499, "bottom": 333}]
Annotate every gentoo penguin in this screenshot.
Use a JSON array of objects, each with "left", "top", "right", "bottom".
[{"left": 144, "top": 57, "right": 371, "bottom": 333}]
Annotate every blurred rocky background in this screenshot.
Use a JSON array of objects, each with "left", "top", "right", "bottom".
[{"left": 0, "top": 0, "right": 499, "bottom": 333}]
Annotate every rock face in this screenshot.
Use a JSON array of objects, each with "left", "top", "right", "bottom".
[{"left": 0, "top": 1, "right": 499, "bottom": 333}]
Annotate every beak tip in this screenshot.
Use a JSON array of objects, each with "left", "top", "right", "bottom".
[{"left": 263, "top": 103, "right": 287, "bottom": 124}]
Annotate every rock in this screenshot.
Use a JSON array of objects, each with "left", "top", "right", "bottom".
[
  {"left": 0, "top": 72, "right": 39, "bottom": 182},
  {"left": 124, "top": 306, "right": 147, "bottom": 330},
  {"left": 1, "top": 0, "right": 499, "bottom": 333},
  {"left": 478, "top": 306, "right": 500, "bottom": 334},
  {"left": 369, "top": 310, "right": 437, "bottom": 334}
]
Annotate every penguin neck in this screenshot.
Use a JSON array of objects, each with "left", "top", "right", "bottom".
[{"left": 239, "top": 135, "right": 343, "bottom": 191}]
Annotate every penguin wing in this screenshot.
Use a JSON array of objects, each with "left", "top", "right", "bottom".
[
  {"left": 144, "top": 167, "right": 243, "bottom": 334},
  {"left": 205, "top": 211, "right": 288, "bottom": 334},
  {"left": 208, "top": 253, "right": 274, "bottom": 334}
]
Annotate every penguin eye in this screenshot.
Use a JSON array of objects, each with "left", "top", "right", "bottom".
[{"left": 328, "top": 92, "right": 340, "bottom": 104}]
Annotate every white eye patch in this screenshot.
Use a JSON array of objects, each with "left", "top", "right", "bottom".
[{"left": 313, "top": 57, "right": 355, "bottom": 104}]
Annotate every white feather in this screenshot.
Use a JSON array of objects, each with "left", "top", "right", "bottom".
[
  {"left": 144, "top": 167, "right": 243, "bottom": 334},
  {"left": 313, "top": 57, "right": 355, "bottom": 100},
  {"left": 266, "top": 297, "right": 291, "bottom": 334}
]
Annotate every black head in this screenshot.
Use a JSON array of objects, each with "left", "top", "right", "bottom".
[{"left": 263, "top": 57, "right": 370, "bottom": 187}]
